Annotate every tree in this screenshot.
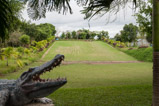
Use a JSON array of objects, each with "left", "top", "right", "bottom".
[
  {"left": 7, "top": 30, "right": 22, "bottom": 47},
  {"left": 98, "top": 31, "right": 109, "bottom": 40},
  {"left": 66, "top": 32, "right": 71, "bottom": 39},
  {"left": 61, "top": 32, "right": 66, "bottom": 39},
  {"left": 153, "top": 0, "right": 159, "bottom": 105},
  {"left": 20, "top": 21, "right": 56, "bottom": 41},
  {"left": 3, "top": 47, "right": 14, "bottom": 66},
  {"left": 135, "top": 0, "right": 152, "bottom": 43},
  {"left": 114, "top": 33, "right": 122, "bottom": 42},
  {"left": 0, "top": 0, "right": 24, "bottom": 42},
  {"left": 19, "top": 35, "right": 30, "bottom": 47},
  {"left": 120, "top": 23, "right": 138, "bottom": 43},
  {"left": 72, "top": 31, "right": 77, "bottom": 39}
]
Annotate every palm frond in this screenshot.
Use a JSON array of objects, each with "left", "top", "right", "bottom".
[
  {"left": 25, "top": 0, "right": 73, "bottom": 20},
  {"left": 82, "top": 0, "right": 140, "bottom": 20}
]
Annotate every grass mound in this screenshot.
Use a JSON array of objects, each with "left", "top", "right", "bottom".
[{"left": 122, "top": 47, "right": 152, "bottom": 62}]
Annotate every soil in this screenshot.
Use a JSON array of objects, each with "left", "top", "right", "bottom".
[
  {"left": 62, "top": 61, "right": 142, "bottom": 65},
  {"left": 41, "top": 43, "right": 55, "bottom": 59},
  {"left": 25, "top": 103, "right": 54, "bottom": 106}
]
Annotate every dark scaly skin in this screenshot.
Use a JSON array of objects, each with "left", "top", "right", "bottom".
[{"left": 0, "top": 54, "right": 67, "bottom": 106}]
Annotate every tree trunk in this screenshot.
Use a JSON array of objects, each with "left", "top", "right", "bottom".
[
  {"left": 6, "top": 58, "right": 8, "bottom": 66},
  {"left": 152, "top": 0, "right": 159, "bottom": 105}
]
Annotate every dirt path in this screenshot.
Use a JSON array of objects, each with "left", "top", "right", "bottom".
[
  {"left": 62, "top": 61, "right": 142, "bottom": 65},
  {"left": 41, "top": 43, "right": 55, "bottom": 59}
]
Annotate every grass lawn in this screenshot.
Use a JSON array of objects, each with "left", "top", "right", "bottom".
[
  {"left": 43, "top": 41, "right": 136, "bottom": 61},
  {"left": 1, "top": 41, "right": 153, "bottom": 105}
]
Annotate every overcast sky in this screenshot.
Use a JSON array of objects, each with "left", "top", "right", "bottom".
[{"left": 22, "top": 1, "right": 137, "bottom": 38}]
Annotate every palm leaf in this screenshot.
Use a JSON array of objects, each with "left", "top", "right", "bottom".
[
  {"left": 25, "top": 0, "right": 73, "bottom": 20},
  {"left": 25, "top": 0, "right": 139, "bottom": 20}
]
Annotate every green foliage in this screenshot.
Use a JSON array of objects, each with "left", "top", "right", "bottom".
[
  {"left": 122, "top": 47, "right": 153, "bottom": 62},
  {"left": 72, "top": 31, "right": 77, "bottom": 39},
  {"left": 20, "top": 22, "right": 56, "bottom": 41},
  {"left": 24, "top": 48, "right": 31, "bottom": 55},
  {"left": 61, "top": 32, "right": 66, "bottom": 39},
  {"left": 60, "top": 29, "right": 109, "bottom": 40},
  {"left": 16, "top": 59, "right": 23, "bottom": 67},
  {"left": 7, "top": 30, "right": 22, "bottom": 47},
  {"left": 98, "top": 30, "right": 109, "bottom": 40},
  {"left": 121, "top": 23, "right": 138, "bottom": 42},
  {"left": 134, "top": 0, "right": 152, "bottom": 43},
  {"left": 17, "top": 47, "right": 24, "bottom": 54},
  {"left": 0, "top": 0, "right": 24, "bottom": 42},
  {"left": 30, "top": 46, "right": 38, "bottom": 53},
  {"left": 0, "top": 49, "right": 5, "bottom": 60},
  {"left": 114, "top": 33, "right": 122, "bottom": 41},
  {"left": 3, "top": 47, "right": 14, "bottom": 66},
  {"left": 19, "top": 35, "right": 30, "bottom": 46},
  {"left": 66, "top": 32, "right": 71, "bottom": 39}
]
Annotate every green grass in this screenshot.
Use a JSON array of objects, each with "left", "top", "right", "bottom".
[
  {"left": 50, "top": 85, "right": 152, "bottom": 106},
  {"left": 43, "top": 41, "right": 136, "bottom": 61},
  {"left": 121, "top": 47, "right": 153, "bottom": 62},
  {"left": 1, "top": 62, "right": 152, "bottom": 105},
  {"left": 0, "top": 41, "right": 153, "bottom": 105}
]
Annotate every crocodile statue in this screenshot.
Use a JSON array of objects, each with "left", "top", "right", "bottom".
[{"left": 0, "top": 54, "right": 67, "bottom": 106}]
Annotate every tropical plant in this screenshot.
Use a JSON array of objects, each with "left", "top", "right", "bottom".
[
  {"left": 19, "top": 34, "right": 30, "bottom": 47},
  {"left": 3, "top": 47, "right": 14, "bottom": 66}
]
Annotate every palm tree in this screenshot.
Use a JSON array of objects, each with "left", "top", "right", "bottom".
[{"left": 152, "top": 0, "right": 159, "bottom": 105}]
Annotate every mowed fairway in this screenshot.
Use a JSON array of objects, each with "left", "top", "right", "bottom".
[{"left": 2, "top": 41, "right": 152, "bottom": 106}]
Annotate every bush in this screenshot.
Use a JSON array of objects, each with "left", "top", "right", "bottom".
[
  {"left": 19, "top": 35, "right": 30, "bottom": 46},
  {"left": 17, "top": 47, "right": 24, "bottom": 54}
]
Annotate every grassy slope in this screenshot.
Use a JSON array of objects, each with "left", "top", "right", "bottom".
[
  {"left": 121, "top": 47, "right": 153, "bottom": 62},
  {"left": 43, "top": 41, "right": 136, "bottom": 61},
  {"left": 1, "top": 41, "right": 152, "bottom": 105}
]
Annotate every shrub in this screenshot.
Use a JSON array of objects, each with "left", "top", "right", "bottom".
[
  {"left": 17, "top": 47, "right": 24, "bottom": 54},
  {"left": 19, "top": 35, "right": 30, "bottom": 47}
]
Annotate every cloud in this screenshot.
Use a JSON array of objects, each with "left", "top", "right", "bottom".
[{"left": 22, "top": 1, "right": 137, "bottom": 38}]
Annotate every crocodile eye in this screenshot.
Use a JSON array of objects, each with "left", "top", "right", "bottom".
[{"left": 20, "top": 72, "right": 28, "bottom": 80}]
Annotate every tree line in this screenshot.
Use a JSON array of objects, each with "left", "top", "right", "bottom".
[{"left": 60, "top": 29, "right": 109, "bottom": 40}]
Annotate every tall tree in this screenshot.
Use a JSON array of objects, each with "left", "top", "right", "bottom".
[
  {"left": 135, "top": 0, "right": 152, "bottom": 43},
  {"left": 0, "top": 0, "right": 24, "bottom": 42},
  {"left": 153, "top": 0, "right": 159, "bottom": 105},
  {"left": 120, "top": 23, "right": 138, "bottom": 43}
]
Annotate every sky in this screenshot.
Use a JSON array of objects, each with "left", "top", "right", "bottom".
[{"left": 22, "top": 1, "right": 137, "bottom": 38}]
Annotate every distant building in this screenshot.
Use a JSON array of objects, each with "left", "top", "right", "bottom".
[{"left": 137, "top": 39, "right": 150, "bottom": 46}]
